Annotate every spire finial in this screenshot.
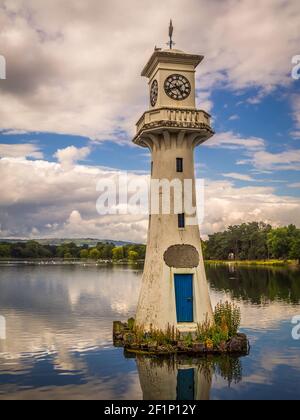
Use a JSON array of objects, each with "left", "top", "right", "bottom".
[{"left": 167, "top": 19, "right": 175, "bottom": 49}]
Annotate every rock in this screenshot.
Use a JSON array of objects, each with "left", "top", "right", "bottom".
[
  {"left": 177, "top": 342, "right": 186, "bottom": 351},
  {"left": 157, "top": 345, "right": 175, "bottom": 353},
  {"left": 140, "top": 343, "right": 148, "bottom": 350},
  {"left": 129, "top": 344, "right": 140, "bottom": 350},
  {"left": 177, "top": 342, "right": 190, "bottom": 352},
  {"left": 157, "top": 345, "right": 168, "bottom": 353},
  {"left": 113, "top": 341, "right": 124, "bottom": 348},
  {"left": 237, "top": 333, "right": 249, "bottom": 353},
  {"left": 192, "top": 343, "right": 205, "bottom": 353},
  {"left": 115, "top": 334, "right": 124, "bottom": 341},
  {"left": 148, "top": 341, "right": 158, "bottom": 351},
  {"left": 227, "top": 334, "right": 249, "bottom": 353},
  {"left": 217, "top": 341, "right": 227, "bottom": 353}
]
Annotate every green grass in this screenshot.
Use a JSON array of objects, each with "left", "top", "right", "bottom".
[{"left": 205, "top": 259, "right": 298, "bottom": 267}]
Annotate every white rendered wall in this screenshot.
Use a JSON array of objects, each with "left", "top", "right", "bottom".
[{"left": 135, "top": 130, "right": 213, "bottom": 332}]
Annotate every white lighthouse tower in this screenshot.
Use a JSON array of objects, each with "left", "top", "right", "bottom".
[{"left": 133, "top": 23, "right": 214, "bottom": 333}]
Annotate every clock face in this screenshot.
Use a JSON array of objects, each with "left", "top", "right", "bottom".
[
  {"left": 164, "top": 74, "right": 191, "bottom": 101},
  {"left": 150, "top": 80, "right": 158, "bottom": 107}
]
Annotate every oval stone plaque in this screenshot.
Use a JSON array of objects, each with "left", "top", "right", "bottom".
[{"left": 163, "top": 244, "right": 200, "bottom": 268}]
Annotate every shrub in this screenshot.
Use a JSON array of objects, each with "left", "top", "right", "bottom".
[
  {"left": 128, "top": 318, "right": 135, "bottom": 330},
  {"left": 214, "top": 301, "right": 241, "bottom": 337},
  {"left": 183, "top": 333, "right": 193, "bottom": 348},
  {"left": 196, "top": 317, "right": 229, "bottom": 347},
  {"left": 133, "top": 324, "right": 180, "bottom": 346},
  {"left": 196, "top": 302, "right": 241, "bottom": 347}
]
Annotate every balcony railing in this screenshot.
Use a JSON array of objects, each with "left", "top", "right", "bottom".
[{"left": 136, "top": 107, "right": 211, "bottom": 134}]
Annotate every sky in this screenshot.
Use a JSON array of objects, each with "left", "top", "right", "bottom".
[{"left": 0, "top": 0, "right": 300, "bottom": 242}]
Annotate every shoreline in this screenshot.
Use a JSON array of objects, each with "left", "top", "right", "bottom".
[
  {"left": 0, "top": 258, "right": 299, "bottom": 268},
  {"left": 205, "top": 259, "right": 299, "bottom": 268},
  {"left": 0, "top": 259, "right": 143, "bottom": 266}
]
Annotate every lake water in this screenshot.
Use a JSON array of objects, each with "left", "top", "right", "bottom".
[{"left": 0, "top": 263, "right": 300, "bottom": 400}]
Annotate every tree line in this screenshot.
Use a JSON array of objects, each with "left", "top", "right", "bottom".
[
  {"left": 203, "top": 222, "right": 300, "bottom": 262},
  {"left": 0, "top": 222, "right": 299, "bottom": 262},
  {"left": 0, "top": 241, "right": 146, "bottom": 262}
]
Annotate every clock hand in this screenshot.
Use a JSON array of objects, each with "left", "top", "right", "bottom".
[
  {"left": 176, "top": 82, "right": 186, "bottom": 93},
  {"left": 170, "top": 83, "right": 181, "bottom": 94},
  {"left": 172, "top": 87, "right": 181, "bottom": 96}
]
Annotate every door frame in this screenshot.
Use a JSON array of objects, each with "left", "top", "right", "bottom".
[{"left": 172, "top": 268, "right": 195, "bottom": 323}]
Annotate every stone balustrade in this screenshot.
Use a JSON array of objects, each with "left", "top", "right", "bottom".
[{"left": 136, "top": 107, "right": 211, "bottom": 134}]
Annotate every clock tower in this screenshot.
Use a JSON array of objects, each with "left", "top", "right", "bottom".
[{"left": 133, "top": 23, "right": 214, "bottom": 333}]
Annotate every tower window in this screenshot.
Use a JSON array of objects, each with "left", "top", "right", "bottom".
[
  {"left": 178, "top": 213, "right": 185, "bottom": 229},
  {"left": 176, "top": 158, "right": 183, "bottom": 173}
]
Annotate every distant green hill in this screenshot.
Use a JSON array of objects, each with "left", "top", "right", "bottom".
[{"left": 0, "top": 238, "right": 136, "bottom": 247}]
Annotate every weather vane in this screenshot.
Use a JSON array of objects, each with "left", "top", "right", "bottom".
[{"left": 167, "top": 19, "right": 175, "bottom": 49}]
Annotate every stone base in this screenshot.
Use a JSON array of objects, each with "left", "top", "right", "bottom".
[{"left": 113, "top": 321, "right": 250, "bottom": 356}]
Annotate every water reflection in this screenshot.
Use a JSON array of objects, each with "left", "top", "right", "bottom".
[
  {"left": 206, "top": 264, "right": 300, "bottom": 304},
  {"left": 135, "top": 354, "right": 243, "bottom": 400},
  {"left": 0, "top": 264, "right": 300, "bottom": 399},
  {"left": 0, "top": 265, "right": 142, "bottom": 388}
]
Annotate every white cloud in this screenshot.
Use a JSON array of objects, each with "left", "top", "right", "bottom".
[
  {"left": 1, "top": 129, "right": 29, "bottom": 135},
  {"left": 290, "top": 131, "right": 300, "bottom": 140},
  {"left": 54, "top": 209, "right": 148, "bottom": 241},
  {"left": 0, "top": 143, "right": 43, "bottom": 159},
  {"left": 202, "top": 179, "right": 300, "bottom": 236},
  {"left": 288, "top": 182, "right": 300, "bottom": 188},
  {"left": 0, "top": 156, "right": 149, "bottom": 241},
  {"left": 0, "top": 0, "right": 299, "bottom": 140},
  {"left": 290, "top": 94, "right": 300, "bottom": 139},
  {"left": 205, "top": 131, "right": 265, "bottom": 151},
  {"left": 0, "top": 0, "right": 299, "bottom": 240},
  {"left": 239, "top": 149, "right": 300, "bottom": 171},
  {"left": 54, "top": 146, "right": 91, "bottom": 169},
  {"left": 196, "top": 90, "right": 213, "bottom": 113},
  {"left": 222, "top": 172, "right": 255, "bottom": 182},
  {"left": 207, "top": 132, "right": 300, "bottom": 174},
  {"left": 0, "top": 156, "right": 299, "bottom": 241},
  {"left": 246, "top": 89, "right": 271, "bottom": 105}
]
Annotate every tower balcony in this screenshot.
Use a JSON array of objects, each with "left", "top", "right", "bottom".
[{"left": 134, "top": 107, "right": 214, "bottom": 146}]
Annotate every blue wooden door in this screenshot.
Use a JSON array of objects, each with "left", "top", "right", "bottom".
[
  {"left": 174, "top": 274, "right": 194, "bottom": 322},
  {"left": 177, "top": 368, "right": 195, "bottom": 400}
]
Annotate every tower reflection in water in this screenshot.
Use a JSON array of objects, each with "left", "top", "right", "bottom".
[{"left": 133, "top": 354, "right": 243, "bottom": 400}]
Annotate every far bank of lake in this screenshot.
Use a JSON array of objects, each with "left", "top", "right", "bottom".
[
  {"left": 205, "top": 259, "right": 299, "bottom": 268},
  {"left": 0, "top": 258, "right": 299, "bottom": 268}
]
